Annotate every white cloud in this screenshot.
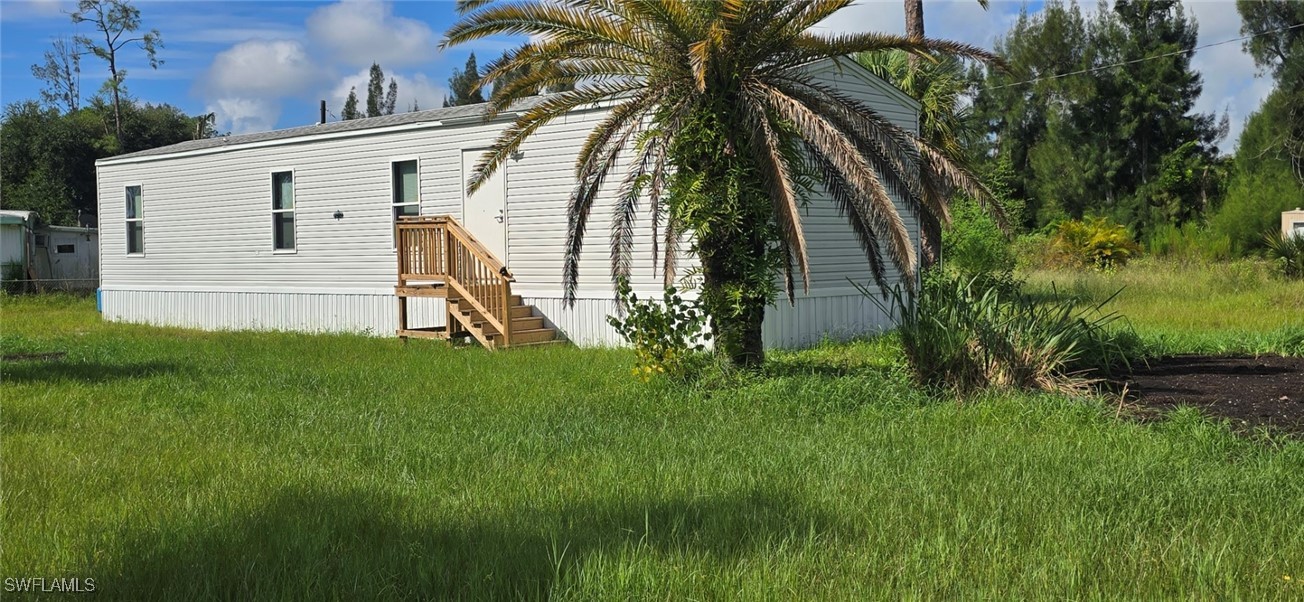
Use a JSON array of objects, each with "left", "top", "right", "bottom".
[
  {"left": 195, "top": 1, "right": 454, "bottom": 133},
  {"left": 814, "top": 0, "right": 1019, "bottom": 44},
  {"left": 0, "top": 0, "right": 72, "bottom": 22},
  {"left": 202, "top": 39, "right": 324, "bottom": 97},
  {"left": 199, "top": 40, "right": 326, "bottom": 134},
  {"left": 205, "top": 97, "right": 280, "bottom": 135},
  {"left": 305, "top": 0, "right": 437, "bottom": 68}
]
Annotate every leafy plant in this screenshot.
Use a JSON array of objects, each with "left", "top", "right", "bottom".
[
  {"left": 860, "top": 272, "right": 1138, "bottom": 396},
  {"left": 1049, "top": 217, "right": 1142, "bottom": 270},
  {"left": 1264, "top": 231, "right": 1304, "bottom": 279},
  {"left": 607, "top": 277, "right": 710, "bottom": 382}
]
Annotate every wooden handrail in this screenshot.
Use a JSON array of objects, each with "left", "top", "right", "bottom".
[
  {"left": 397, "top": 216, "right": 512, "bottom": 280},
  {"left": 396, "top": 215, "right": 513, "bottom": 347}
]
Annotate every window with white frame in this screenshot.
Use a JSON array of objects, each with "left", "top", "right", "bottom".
[
  {"left": 125, "top": 185, "right": 144, "bottom": 254},
  {"left": 392, "top": 160, "right": 419, "bottom": 235},
  {"left": 271, "top": 171, "right": 295, "bottom": 251}
]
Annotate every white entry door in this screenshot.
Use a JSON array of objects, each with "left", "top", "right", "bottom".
[{"left": 461, "top": 149, "right": 508, "bottom": 263}]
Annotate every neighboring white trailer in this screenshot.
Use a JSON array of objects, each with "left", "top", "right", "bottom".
[
  {"left": 95, "top": 60, "right": 920, "bottom": 348},
  {"left": 1284, "top": 208, "right": 1304, "bottom": 241},
  {"left": 1, "top": 210, "right": 99, "bottom": 291}
]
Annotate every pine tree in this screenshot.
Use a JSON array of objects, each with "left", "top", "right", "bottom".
[
  {"left": 342, "top": 87, "right": 361, "bottom": 120},
  {"left": 444, "top": 53, "right": 485, "bottom": 107},
  {"left": 366, "top": 63, "right": 384, "bottom": 117},
  {"left": 384, "top": 77, "right": 398, "bottom": 115},
  {"left": 71, "top": 0, "right": 163, "bottom": 143}
]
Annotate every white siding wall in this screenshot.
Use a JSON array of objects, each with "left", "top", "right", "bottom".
[
  {"left": 37, "top": 230, "right": 99, "bottom": 290},
  {"left": 1, "top": 224, "right": 24, "bottom": 265},
  {"left": 103, "top": 290, "right": 444, "bottom": 334},
  {"left": 97, "top": 60, "right": 918, "bottom": 348}
]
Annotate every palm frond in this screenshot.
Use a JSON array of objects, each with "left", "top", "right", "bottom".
[
  {"left": 743, "top": 90, "right": 810, "bottom": 295},
  {"left": 442, "top": 2, "right": 634, "bottom": 51},
  {"left": 760, "top": 83, "right": 917, "bottom": 276},
  {"left": 611, "top": 132, "right": 662, "bottom": 285},
  {"left": 775, "top": 33, "right": 1003, "bottom": 73},
  {"left": 468, "top": 80, "right": 646, "bottom": 196},
  {"left": 808, "top": 149, "right": 889, "bottom": 288}
]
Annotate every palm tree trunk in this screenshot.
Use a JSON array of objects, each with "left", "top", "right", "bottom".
[
  {"left": 905, "top": 0, "right": 925, "bottom": 67},
  {"left": 703, "top": 259, "right": 766, "bottom": 368},
  {"left": 905, "top": 0, "right": 943, "bottom": 269}
]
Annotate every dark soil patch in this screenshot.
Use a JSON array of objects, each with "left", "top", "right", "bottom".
[{"left": 1117, "top": 355, "right": 1304, "bottom": 436}]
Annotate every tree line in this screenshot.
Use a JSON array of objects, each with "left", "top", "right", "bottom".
[{"left": 959, "top": 0, "right": 1303, "bottom": 254}]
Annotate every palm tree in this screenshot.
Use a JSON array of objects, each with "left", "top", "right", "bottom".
[{"left": 443, "top": 0, "right": 1001, "bottom": 367}]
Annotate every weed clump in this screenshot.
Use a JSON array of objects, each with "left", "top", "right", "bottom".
[{"left": 861, "top": 272, "right": 1139, "bottom": 396}]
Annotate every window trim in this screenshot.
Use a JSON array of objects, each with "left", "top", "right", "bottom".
[
  {"left": 124, "top": 184, "right": 145, "bottom": 256},
  {"left": 390, "top": 157, "right": 421, "bottom": 250},
  {"left": 270, "top": 168, "right": 297, "bottom": 254}
]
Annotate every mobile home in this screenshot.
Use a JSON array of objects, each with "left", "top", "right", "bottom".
[{"left": 95, "top": 60, "right": 921, "bottom": 348}]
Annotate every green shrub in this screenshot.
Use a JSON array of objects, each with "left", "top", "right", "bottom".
[
  {"left": 942, "top": 197, "right": 1016, "bottom": 282},
  {"left": 1145, "top": 222, "right": 1232, "bottom": 263},
  {"left": 1210, "top": 167, "right": 1302, "bottom": 255},
  {"left": 607, "top": 277, "right": 710, "bottom": 381},
  {"left": 1049, "top": 217, "right": 1141, "bottom": 270},
  {"left": 1209, "top": 87, "right": 1304, "bottom": 255},
  {"left": 1012, "top": 232, "right": 1054, "bottom": 271},
  {"left": 1264, "top": 231, "right": 1304, "bottom": 279},
  {"left": 860, "top": 272, "right": 1139, "bottom": 396}
]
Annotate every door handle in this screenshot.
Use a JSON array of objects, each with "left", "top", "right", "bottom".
[{"left": 494, "top": 209, "right": 505, "bottom": 223}]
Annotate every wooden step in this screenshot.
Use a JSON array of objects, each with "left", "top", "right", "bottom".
[
  {"left": 452, "top": 304, "right": 534, "bottom": 324},
  {"left": 488, "top": 327, "right": 557, "bottom": 345},
  {"left": 471, "top": 315, "right": 544, "bottom": 331},
  {"left": 510, "top": 316, "right": 544, "bottom": 331},
  {"left": 396, "top": 326, "right": 450, "bottom": 340}
]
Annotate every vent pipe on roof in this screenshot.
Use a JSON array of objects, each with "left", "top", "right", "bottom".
[{"left": 319, "top": 100, "right": 327, "bottom": 125}]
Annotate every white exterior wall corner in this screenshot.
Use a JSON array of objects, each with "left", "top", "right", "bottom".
[{"left": 96, "top": 59, "right": 919, "bottom": 348}]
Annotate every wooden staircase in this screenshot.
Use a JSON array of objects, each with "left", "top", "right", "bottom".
[{"left": 394, "top": 215, "right": 559, "bottom": 350}]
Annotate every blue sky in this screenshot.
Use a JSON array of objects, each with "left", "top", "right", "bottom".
[{"left": 0, "top": 0, "right": 1271, "bottom": 151}]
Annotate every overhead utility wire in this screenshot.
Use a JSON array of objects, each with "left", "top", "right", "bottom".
[{"left": 984, "top": 21, "right": 1304, "bottom": 90}]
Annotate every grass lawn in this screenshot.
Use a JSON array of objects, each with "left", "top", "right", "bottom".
[{"left": 2, "top": 271, "right": 1303, "bottom": 599}]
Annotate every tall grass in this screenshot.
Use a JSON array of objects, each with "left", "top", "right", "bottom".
[
  {"left": 1145, "top": 222, "right": 1233, "bottom": 263},
  {"left": 1022, "top": 258, "right": 1304, "bottom": 357},
  {"left": 3, "top": 295, "right": 1303, "bottom": 599}
]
